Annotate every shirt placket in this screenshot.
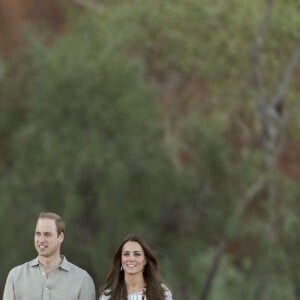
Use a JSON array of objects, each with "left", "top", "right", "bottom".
[{"left": 40, "top": 266, "right": 51, "bottom": 300}]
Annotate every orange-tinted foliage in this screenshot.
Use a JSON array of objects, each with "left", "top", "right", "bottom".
[{"left": 0, "top": 0, "right": 65, "bottom": 55}]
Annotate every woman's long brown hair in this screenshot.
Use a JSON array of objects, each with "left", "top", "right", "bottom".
[{"left": 100, "top": 234, "right": 166, "bottom": 300}]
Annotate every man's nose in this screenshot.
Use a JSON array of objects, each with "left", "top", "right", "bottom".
[{"left": 38, "top": 235, "right": 46, "bottom": 242}]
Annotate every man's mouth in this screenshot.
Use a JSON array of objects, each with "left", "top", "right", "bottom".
[{"left": 38, "top": 245, "right": 47, "bottom": 249}]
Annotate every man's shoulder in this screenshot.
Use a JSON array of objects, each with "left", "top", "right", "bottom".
[
  {"left": 7, "top": 259, "right": 38, "bottom": 276},
  {"left": 61, "top": 257, "right": 92, "bottom": 278}
]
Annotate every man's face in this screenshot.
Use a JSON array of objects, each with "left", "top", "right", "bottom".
[{"left": 34, "top": 218, "right": 64, "bottom": 258}]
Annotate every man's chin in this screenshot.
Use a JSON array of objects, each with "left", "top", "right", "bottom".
[{"left": 37, "top": 251, "right": 49, "bottom": 257}]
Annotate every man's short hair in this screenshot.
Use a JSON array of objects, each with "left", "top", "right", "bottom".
[{"left": 38, "top": 212, "right": 65, "bottom": 235}]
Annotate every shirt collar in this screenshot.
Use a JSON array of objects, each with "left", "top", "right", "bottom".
[
  {"left": 29, "top": 257, "right": 40, "bottom": 267},
  {"left": 59, "top": 256, "right": 71, "bottom": 271},
  {"left": 29, "top": 255, "right": 71, "bottom": 271}
]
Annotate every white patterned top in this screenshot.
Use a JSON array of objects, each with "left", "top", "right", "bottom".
[
  {"left": 127, "top": 291, "right": 144, "bottom": 300},
  {"left": 99, "top": 284, "right": 172, "bottom": 300}
]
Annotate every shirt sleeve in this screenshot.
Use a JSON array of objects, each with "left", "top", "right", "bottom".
[
  {"left": 2, "top": 270, "right": 16, "bottom": 300},
  {"left": 79, "top": 273, "right": 96, "bottom": 300}
]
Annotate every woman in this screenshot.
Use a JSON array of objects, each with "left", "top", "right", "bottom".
[{"left": 99, "top": 234, "right": 172, "bottom": 300}]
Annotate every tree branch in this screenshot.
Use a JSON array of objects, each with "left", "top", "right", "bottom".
[
  {"left": 271, "top": 34, "right": 300, "bottom": 109},
  {"left": 199, "top": 238, "right": 226, "bottom": 300},
  {"left": 249, "top": 0, "right": 273, "bottom": 121}
]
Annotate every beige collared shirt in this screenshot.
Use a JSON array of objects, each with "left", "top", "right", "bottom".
[{"left": 3, "top": 256, "right": 96, "bottom": 300}]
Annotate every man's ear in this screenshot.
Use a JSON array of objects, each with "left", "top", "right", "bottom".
[{"left": 59, "top": 232, "right": 64, "bottom": 243}]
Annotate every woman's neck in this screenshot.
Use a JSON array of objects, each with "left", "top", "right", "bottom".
[{"left": 125, "top": 275, "right": 145, "bottom": 293}]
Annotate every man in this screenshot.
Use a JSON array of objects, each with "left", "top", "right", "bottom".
[{"left": 3, "top": 211, "right": 96, "bottom": 300}]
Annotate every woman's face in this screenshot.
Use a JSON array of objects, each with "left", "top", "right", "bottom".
[{"left": 121, "top": 241, "right": 147, "bottom": 276}]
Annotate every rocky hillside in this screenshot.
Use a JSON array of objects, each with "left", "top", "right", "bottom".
[{"left": 0, "top": 0, "right": 65, "bottom": 55}]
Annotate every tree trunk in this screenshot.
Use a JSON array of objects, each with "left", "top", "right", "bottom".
[{"left": 199, "top": 238, "right": 226, "bottom": 300}]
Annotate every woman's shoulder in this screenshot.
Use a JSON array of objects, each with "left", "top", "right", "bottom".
[
  {"left": 99, "top": 289, "right": 111, "bottom": 300},
  {"left": 161, "top": 283, "right": 172, "bottom": 299}
]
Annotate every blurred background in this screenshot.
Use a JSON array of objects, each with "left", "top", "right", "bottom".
[{"left": 0, "top": 0, "right": 299, "bottom": 299}]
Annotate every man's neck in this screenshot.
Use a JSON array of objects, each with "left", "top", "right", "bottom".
[{"left": 38, "top": 255, "right": 62, "bottom": 274}]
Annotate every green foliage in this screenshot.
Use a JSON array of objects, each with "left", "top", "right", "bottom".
[{"left": 1, "top": 0, "right": 300, "bottom": 299}]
